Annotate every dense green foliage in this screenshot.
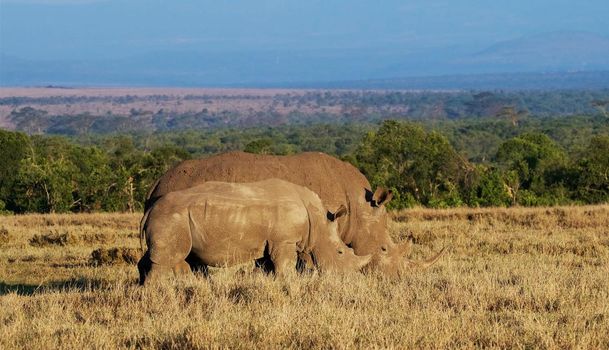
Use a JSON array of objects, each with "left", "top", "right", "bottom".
[
  {"left": 2, "top": 134, "right": 190, "bottom": 213},
  {"left": 0, "top": 129, "right": 30, "bottom": 213},
  {"left": 351, "top": 121, "right": 609, "bottom": 209},
  {"left": 1, "top": 114, "right": 608, "bottom": 213},
  {"left": 355, "top": 121, "right": 474, "bottom": 208}
]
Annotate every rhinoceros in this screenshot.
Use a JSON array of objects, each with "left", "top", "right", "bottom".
[
  {"left": 137, "top": 179, "right": 372, "bottom": 284},
  {"left": 144, "top": 151, "right": 445, "bottom": 278}
]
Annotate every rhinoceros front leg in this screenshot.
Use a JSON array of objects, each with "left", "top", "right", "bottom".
[
  {"left": 254, "top": 242, "right": 274, "bottom": 274},
  {"left": 296, "top": 251, "right": 315, "bottom": 273},
  {"left": 269, "top": 242, "right": 298, "bottom": 277}
]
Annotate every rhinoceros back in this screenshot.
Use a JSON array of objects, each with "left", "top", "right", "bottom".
[
  {"left": 147, "top": 151, "right": 371, "bottom": 211},
  {"left": 146, "top": 151, "right": 372, "bottom": 244}
]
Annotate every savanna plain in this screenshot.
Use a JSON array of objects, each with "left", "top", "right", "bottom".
[{"left": 0, "top": 205, "right": 608, "bottom": 349}]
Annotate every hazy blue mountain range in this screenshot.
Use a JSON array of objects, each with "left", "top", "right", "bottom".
[
  {"left": 1, "top": 31, "right": 608, "bottom": 89},
  {"left": 463, "top": 32, "right": 609, "bottom": 72}
]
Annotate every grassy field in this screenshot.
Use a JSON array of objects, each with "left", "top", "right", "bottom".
[{"left": 0, "top": 205, "right": 608, "bottom": 349}]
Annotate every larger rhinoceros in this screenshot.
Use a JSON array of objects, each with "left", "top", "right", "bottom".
[
  {"left": 144, "top": 151, "right": 444, "bottom": 277},
  {"left": 138, "top": 178, "right": 372, "bottom": 284}
]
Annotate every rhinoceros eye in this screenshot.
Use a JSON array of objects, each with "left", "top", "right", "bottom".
[
  {"left": 338, "top": 249, "right": 344, "bottom": 255},
  {"left": 381, "top": 246, "right": 387, "bottom": 252}
]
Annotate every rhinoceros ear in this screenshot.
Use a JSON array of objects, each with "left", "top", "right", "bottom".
[
  {"left": 372, "top": 187, "right": 393, "bottom": 207},
  {"left": 327, "top": 205, "right": 348, "bottom": 222}
]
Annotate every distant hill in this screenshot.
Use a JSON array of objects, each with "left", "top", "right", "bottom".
[
  {"left": 464, "top": 32, "right": 609, "bottom": 72},
  {"left": 1, "top": 31, "right": 608, "bottom": 89},
  {"left": 296, "top": 71, "right": 609, "bottom": 90}
]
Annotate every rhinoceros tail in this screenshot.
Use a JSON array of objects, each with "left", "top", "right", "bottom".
[
  {"left": 143, "top": 177, "right": 162, "bottom": 212},
  {"left": 139, "top": 208, "right": 152, "bottom": 255},
  {"left": 405, "top": 245, "right": 449, "bottom": 269}
]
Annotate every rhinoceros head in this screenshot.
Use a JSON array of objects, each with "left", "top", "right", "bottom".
[
  {"left": 348, "top": 187, "right": 411, "bottom": 277},
  {"left": 352, "top": 187, "right": 446, "bottom": 277},
  {"left": 311, "top": 205, "right": 372, "bottom": 273}
]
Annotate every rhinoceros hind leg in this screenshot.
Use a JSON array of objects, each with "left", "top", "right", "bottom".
[
  {"left": 143, "top": 240, "right": 192, "bottom": 285},
  {"left": 172, "top": 260, "right": 191, "bottom": 275},
  {"left": 143, "top": 263, "right": 173, "bottom": 285},
  {"left": 146, "top": 223, "right": 192, "bottom": 282},
  {"left": 141, "top": 261, "right": 190, "bottom": 285}
]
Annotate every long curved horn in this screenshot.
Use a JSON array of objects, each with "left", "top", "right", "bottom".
[{"left": 404, "top": 246, "right": 448, "bottom": 269}]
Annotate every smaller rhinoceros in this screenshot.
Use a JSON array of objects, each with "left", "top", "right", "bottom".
[{"left": 138, "top": 179, "right": 372, "bottom": 284}]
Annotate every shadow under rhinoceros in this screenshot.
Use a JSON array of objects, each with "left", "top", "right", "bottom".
[{"left": 137, "top": 241, "right": 313, "bottom": 285}]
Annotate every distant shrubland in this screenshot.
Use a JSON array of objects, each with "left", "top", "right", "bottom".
[{"left": 2, "top": 89, "right": 609, "bottom": 134}]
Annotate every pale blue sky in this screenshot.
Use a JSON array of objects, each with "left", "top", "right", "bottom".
[
  {"left": 1, "top": 0, "right": 608, "bottom": 86},
  {"left": 2, "top": 0, "right": 608, "bottom": 59}
]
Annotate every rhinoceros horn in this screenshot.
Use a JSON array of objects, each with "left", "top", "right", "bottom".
[{"left": 404, "top": 246, "right": 449, "bottom": 269}]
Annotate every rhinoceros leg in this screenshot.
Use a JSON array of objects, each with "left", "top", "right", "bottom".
[
  {"left": 141, "top": 260, "right": 191, "bottom": 285},
  {"left": 269, "top": 242, "right": 298, "bottom": 276},
  {"left": 137, "top": 250, "right": 152, "bottom": 285},
  {"left": 139, "top": 251, "right": 191, "bottom": 285},
  {"left": 138, "top": 250, "right": 189, "bottom": 285},
  {"left": 143, "top": 263, "right": 173, "bottom": 285},
  {"left": 296, "top": 252, "right": 315, "bottom": 273},
  {"left": 256, "top": 248, "right": 313, "bottom": 274},
  {"left": 173, "top": 260, "right": 191, "bottom": 274},
  {"left": 254, "top": 242, "right": 274, "bottom": 274},
  {"left": 142, "top": 219, "right": 193, "bottom": 285}
]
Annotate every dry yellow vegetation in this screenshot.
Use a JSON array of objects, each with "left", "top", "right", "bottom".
[{"left": 1, "top": 206, "right": 608, "bottom": 349}]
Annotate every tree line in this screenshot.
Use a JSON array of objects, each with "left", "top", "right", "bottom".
[
  {"left": 1, "top": 117, "right": 608, "bottom": 213},
  {"left": 354, "top": 121, "right": 609, "bottom": 208}
]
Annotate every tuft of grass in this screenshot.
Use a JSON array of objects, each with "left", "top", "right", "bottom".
[
  {"left": 29, "top": 232, "right": 69, "bottom": 247},
  {"left": 28, "top": 230, "right": 115, "bottom": 248},
  {"left": 0, "top": 227, "right": 9, "bottom": 245},
  {"left": 89, "top": 248, "right": 140, "bottom": 266}
]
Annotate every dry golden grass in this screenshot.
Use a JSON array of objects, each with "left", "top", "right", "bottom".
[{"left": 1, "top": 206, "right": 608, "bottom": 349}]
